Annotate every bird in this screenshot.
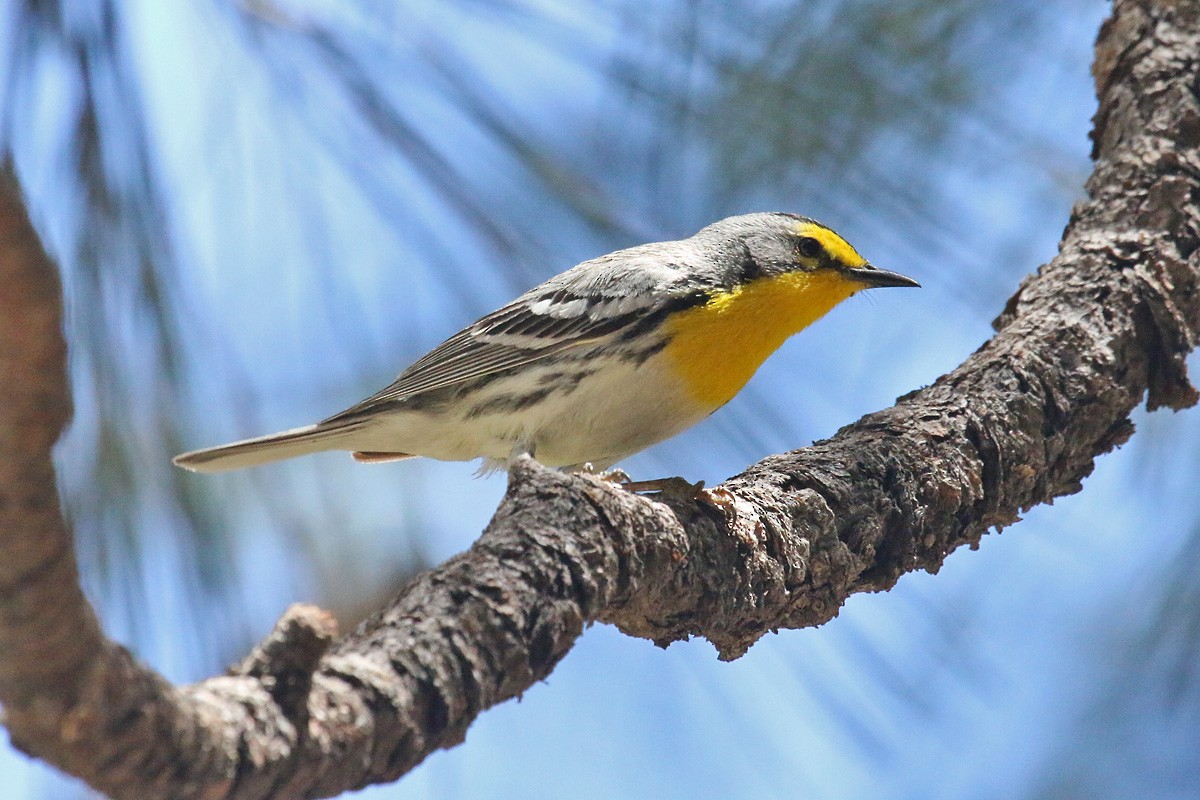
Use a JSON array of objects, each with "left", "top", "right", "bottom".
[{"left": 173, "top": 212, "right": 918, "bottom": 476}]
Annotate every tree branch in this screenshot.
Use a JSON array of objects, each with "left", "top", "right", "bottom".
[{"left": 2, "top": 1, "right": 1198, "bottom": 798}]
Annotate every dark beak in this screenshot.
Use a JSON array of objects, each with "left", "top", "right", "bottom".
[{"left": 847, "top": 265, "right": 921, "bottom": 289}]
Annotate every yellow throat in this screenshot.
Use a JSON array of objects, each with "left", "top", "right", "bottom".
[{"left": 662, "top": 224, "right": 867, "bottom": 409}]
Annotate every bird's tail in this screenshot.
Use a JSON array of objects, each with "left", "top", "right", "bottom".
[{"left": 173, "top": 421, "right": 364, "bottom": 473}]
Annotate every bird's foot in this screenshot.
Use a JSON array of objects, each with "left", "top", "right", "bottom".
[
  {"left": 620, "top": 477, "right": 738, "bottom": 518},
  {"left": 596, "top": 467, "right": 633, "bottom": 484},
  {"left": 580, "top": 465, "right": 722, "bottom": 507},
  {"left": 619, "top": 476, "right": 707, "bottom": 501}
]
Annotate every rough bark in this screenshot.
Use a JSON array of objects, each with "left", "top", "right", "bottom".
[{"left": 1, "top": 0, "right": 1199, "bottom": 797}]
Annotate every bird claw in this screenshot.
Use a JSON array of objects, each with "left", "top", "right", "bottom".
[
  {"left": 695, "top": 485, "right": 737, "bottom": 517},
  {"left": 594, "top": 466, "right": 633, "bottom": 484},
  {"left": 583, "top": 467, "right": 726, "bottom": 508},
  {"left": 619, "top": 477, "right": 738, "bottom": 523},
  {"left": 619, "top": 476, "right": 706, "bottom": 500}
]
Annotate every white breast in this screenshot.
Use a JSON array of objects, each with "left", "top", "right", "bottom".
[{"left": 349, "top": 345, "right": 711, "bottom": 471}]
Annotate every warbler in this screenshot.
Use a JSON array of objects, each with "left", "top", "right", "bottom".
[{"left": 173, "top": 212, "right": 918, "bottom": 475}]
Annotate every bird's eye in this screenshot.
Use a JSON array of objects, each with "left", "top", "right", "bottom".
[{"left": 797, "top": 237, "right": 823, "bottom": 259}]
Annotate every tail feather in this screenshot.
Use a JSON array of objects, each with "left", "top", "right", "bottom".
[
  {"left": 173, "top": 422, "right": 363, "bottom": 473},
  {"left": 352, "top": 451, "right": 416, "bottom": 464}
]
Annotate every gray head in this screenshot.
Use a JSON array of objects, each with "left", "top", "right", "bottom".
[{"left": 693, "top": 212, "right": 919, "bottom": 290}]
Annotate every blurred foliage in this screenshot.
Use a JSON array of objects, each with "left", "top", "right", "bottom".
[{"left": 2, "top": 0, "right": 248, "bottom": 659}]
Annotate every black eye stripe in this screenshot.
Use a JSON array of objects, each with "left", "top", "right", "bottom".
[
  {"left": 797, "top": 236, "right": 823, "bottom": 258},
  {"left": 739, "top": 241, "right": 761, "bottom": 280}
]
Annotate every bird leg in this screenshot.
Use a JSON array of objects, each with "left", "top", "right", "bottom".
[
  {"left": 577, "top": 464, "right": 708, "bottom": 504},
  {"left": 618, "top": 476, "right": 707, "bottom": 500}
]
